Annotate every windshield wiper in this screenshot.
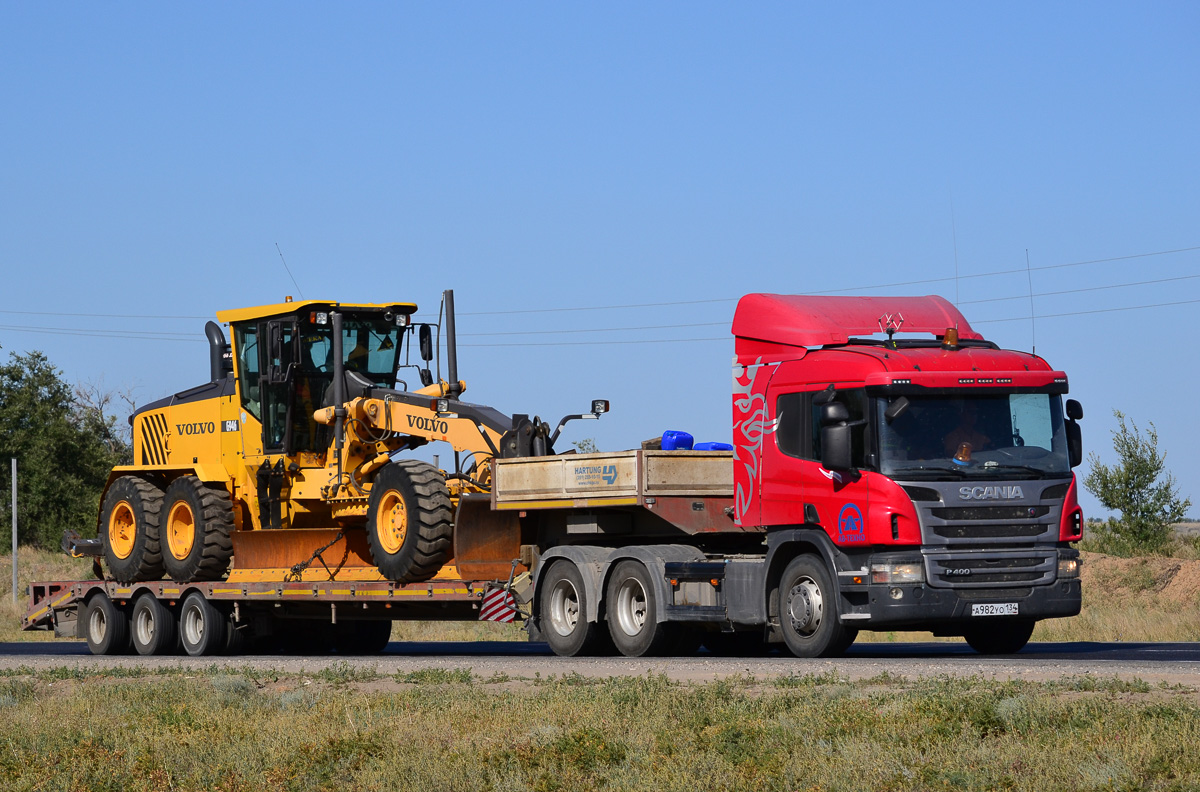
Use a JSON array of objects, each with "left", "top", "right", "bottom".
[{"left": 975, "top": 463, "right": 1052, "bottom": 478}]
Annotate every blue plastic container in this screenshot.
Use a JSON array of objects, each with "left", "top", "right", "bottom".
[
  {"left": 661, "top": 430, "right": 694, "bottom": 451},
  {"left": 693, "top": 441, "right": 734, "bottom": 451}
]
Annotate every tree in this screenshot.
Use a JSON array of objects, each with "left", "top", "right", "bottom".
[
  {"left": 573, "top": 438, "right": 599, "bottom": 454},
  {"left": 1083, "top": 410, "right": 1191, "bottom": 552},
  {"left": 0, "top": 352, "right": 130, "bottom": 549}
]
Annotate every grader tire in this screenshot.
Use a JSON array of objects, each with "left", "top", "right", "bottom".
[
  {"left": 365, "top": 460, "right": 453, "bottom": 583},
  {"left": 100, "top": 476, "right": 165, "bottom": 583},
  {"left": 161, "top": 476, "right": 234, "bottom": 582}
]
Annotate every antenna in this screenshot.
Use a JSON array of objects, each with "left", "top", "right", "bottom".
[
  {"left": 1025, "top": 248, "right": 1036, "bottom": 356},
  {"left": 949, "top": 194, "right": 961, "bottom": 306},
  {"left": 275, "top": 243, "right": 305, "bottom": 300}
]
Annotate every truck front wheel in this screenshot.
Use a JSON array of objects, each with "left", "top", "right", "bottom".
[
  {"left": 778, "top": 555, "right": 856, "bottom": 658},
  {"left": 963, "top": 620, "right": 1034, "bottom": 654},
  {"left": 366, "top": 461, "right": 453, "bottom": 583},
  {"left": 540, "top": 560, "right": 608, "bottom": 657}
]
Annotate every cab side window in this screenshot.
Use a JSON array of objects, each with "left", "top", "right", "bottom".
[
  {"left": 233, "top": 323, "right": 261, "bottom": 420},
  {"left": 777, "top": 388, "right": 869, "bottom": 467}
]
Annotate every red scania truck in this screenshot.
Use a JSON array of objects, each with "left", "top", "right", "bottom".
[{"left": 25, "top": 292, "right": 1082, "bottom": 657}]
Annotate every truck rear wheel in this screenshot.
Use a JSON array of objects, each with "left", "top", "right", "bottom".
[
  {"left": 162, "top": 477, "right": 234, "bottom": 582},
  {"left": 101, "top": 476, "right": 164, "bottom": 583},
  {"left": 964, "top": 620, "right": 1034, "bottom": 654},
  {"left": 131, "top": 593, "right": 177, "bottom": 656},
  {"left": 778, "top": 555, "right": 856, "bottom": 658},
  {"left": 365, "top": 461, "right": 453, "bottom": 583},
  {"left": 540, "top": 560, "right": 608, "bottom": 657},
  {"left": 179, "top": 591, "right": 226, "bottom": 656},
  {"left": 84, "top": 593, "right": 129, "bottom": 655},
  {"left": 605, "top": 560, "right": 674, "bottom": 657}
]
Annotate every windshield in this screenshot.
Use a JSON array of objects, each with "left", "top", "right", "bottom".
[
  {"left": 298, "top": 315, "right": 403, "bottom": 386},
  {"left": 877, "top": 392, "right": 1070, "bottom": 479}
]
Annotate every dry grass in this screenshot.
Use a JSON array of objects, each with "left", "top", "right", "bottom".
[{"left": 0, "top": 667, "right": 1196, "bottom": 791}]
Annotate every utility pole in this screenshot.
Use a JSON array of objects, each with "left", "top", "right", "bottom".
[{"left": 10, "top": 458, "right": 16, "bottom": 604}]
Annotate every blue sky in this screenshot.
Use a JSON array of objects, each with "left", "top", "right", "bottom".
[{"left": 2, "top": 4, "right": 1197, "bottom": 518}]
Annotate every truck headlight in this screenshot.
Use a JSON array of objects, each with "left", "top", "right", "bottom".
[
  {"left": 1057, "top": 556, "right": 1080, "bottom": 579},
  {"left": 870, "top": 562, "right": 925, "bottom": 585}
]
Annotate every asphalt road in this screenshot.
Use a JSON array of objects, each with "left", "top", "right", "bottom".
[{"left": 4, "top": 641, "right": 1200, "bottom": 685}]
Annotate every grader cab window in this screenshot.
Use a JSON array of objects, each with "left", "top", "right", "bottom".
[{"left": 233, "top": 324, "right": 262, "bottom": 421}]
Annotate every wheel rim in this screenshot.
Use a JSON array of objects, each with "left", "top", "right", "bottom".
[
  {"left": 134, "top": 605, "right": 155, "bottom": 646},
  {"left": 787, "top": 576, "right": 824, "bottom": 637},
  {"left": 547, "top": 578, "right": 581, "bottom": 637},
  {"left": 182, "top": 603, "right": 204, "bottom": 647},
  {"left": 166, "top": 500, "right": 196, "bottom": 560},
  {"left": 614, "top": 576, "right": 649, "bottom": 637},
  {"left": 89, "top": 605, "right": 108, "bottom": 644},
  {"left": 107, "top": 501, "right": 136, "bottom": 560},
  {"left": 377, "top": 490, "right": 408, "bottom": 554}
]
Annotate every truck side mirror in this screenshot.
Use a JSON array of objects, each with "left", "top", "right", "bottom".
[
  {"left": 820, "top": 402, "right": 853, "bottom": 472},
  {"left": 1066, "top": 399, "right": 1083, "bottom": 421},
  {"left": 1066, "top": 422, "right": 1082, "bottom": 468},
  {"left": 418, "top": 324, "right": 434, "bottom": 362}
]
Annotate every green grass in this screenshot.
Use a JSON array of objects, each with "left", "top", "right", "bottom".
[{"left": 0, "top": 668, "right": 1196, "bottom": 791}]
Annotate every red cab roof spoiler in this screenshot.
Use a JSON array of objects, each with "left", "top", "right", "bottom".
[{"left": 732, "top": 293, "right": 983, "bottom": 349}]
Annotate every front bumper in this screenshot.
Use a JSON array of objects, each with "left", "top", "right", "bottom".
[{"left": 840, "top": 547, "right": 1082, "bottom": 630}]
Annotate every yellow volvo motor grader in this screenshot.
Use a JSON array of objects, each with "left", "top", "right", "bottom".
[{"left": 98, "top": 290, "right": 603, "bottom": 585}]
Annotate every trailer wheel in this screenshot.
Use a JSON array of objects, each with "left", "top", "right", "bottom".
[
  {"left": 778, "top": 555, "right": 856, "bottom": 658},
  {"left": 366, "top": 461, "right": 453, "bottom": 583},
  {"left": 540, "top": 560, "right": 608, "bottom": 657},
  {"left": 84, "top": 593, "right": 130, "bottom": 655},
  {"left": 161, "top": 476, "right": 234, "bottom": 582},
  {"left": 964, "top": 620, "right": 1034, "bottom": 655},
  {"left": 100, "top": 476, "right": 165, "bottom": 583},
  {"left": 130, "top": 593, "right": 177, "bottom": 656},
  {"left": 605, "top": 560, "right": 676, "bottom": 657},
  {"left": 179, "top": 591, "right": 226, "bottom": 656}
]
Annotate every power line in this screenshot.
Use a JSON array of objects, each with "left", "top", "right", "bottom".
[
  {"left": 0, "top": 325, "right": 202, "bottom": 342},
  {"left": 959, "top": 273, "right": 1200, "bottom": 307},
  {"left": 973, "top": 297, "right": 1200, "bottom": 325},
  {"left": 460, "top": 321, "right": 729, "bottom": 338}
]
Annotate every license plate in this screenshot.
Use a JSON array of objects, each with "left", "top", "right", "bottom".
[{"left": 971, "top": 602, "right": 1018, "bottom": 617}]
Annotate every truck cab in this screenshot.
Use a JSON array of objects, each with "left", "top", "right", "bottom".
[{"left": 732, "top": 294, "right": 1082, "bottom": 651}]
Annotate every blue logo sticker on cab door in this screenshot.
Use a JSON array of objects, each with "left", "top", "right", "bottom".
[{"left": 836, "top": 503, "right": 865, "bottom": 544}]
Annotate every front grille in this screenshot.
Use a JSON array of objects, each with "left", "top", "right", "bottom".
[
  {"left": 930, "top": 505, "right": 1050, "bottom": 520},
  {"left": 933, "top": 524, "right": 1048, "bottom": 539},
  {"left": 925, "top": 551, "right": 1056, "bottom": 589},
  {"left": 956, "top": 587, "right": 1033, "bottom": 600}
]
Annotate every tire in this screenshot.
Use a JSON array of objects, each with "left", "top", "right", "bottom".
[
  {"left": 964, "top": 620, "right": 1034, "bottom": 655},
  {"left": 334, "top": 621, "right": 393, "bottom": 655},
  {"left": 365, "top": 460, "right": 453, "bottom": 583},
  {"left": 161, "top": 477, "right": 234, "bottom": 582},
  {"left": 84, "top": 593, "right": 129, "bottom": 656},
  {"left": 100, "top": 476, "right": 165, "bottom": 583},
  {"left": 130, "top": 593, "right": 177, "bottom": 656},
  {"left": 178, "top": 591, "right": 226, "bottom": 657},
  {"left": 605, "top": 560, "right": 674, "bottom": 657},
  {"left": 778, "top": 555, "right": 855, "bottom": 658},
  {"left": 540, "top": 560, "right": 608, "bottom": 657}
]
